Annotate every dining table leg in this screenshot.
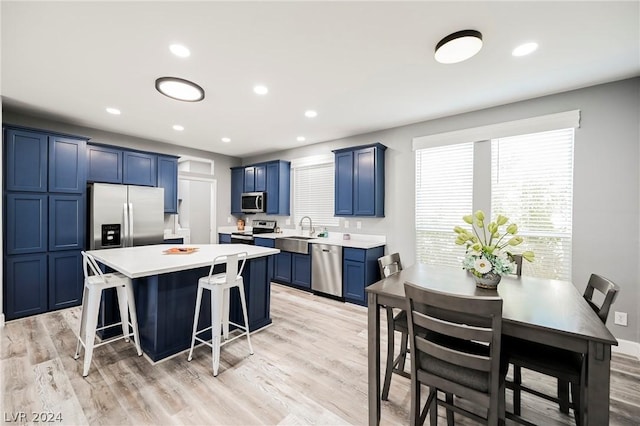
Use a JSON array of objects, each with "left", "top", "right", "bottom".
[
  {"left": 368, "top": 292, "right": 381, "bottom": 426},
  {"left": 586, "top": 341, "right": 612, "bottom": 425}
]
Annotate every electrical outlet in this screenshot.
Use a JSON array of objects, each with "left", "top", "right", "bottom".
[
  {"left": 356, "top": 221, "right": 362, "bottom": 229},
  {"left": 614, "top": 311, "right": 628, "bottom": 326},
  {"left": 344, "top": 220, "right": 349, "bottom": 228}
]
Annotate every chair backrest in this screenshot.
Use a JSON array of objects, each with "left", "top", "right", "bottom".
[
  {"left": 81, "top": 251, "right": 104, "bottom": 279},
  {"left": 583, "top": 274, "right": 620, "bottom": 323},
  {"left": 404, "top": 282, "right": 503, "bottom": 406},
  {"left": 511, "top": 254, "right": 523, "bottom": 277},
  {"left": 209, "top": 251, "right": 248, "bottom": 285},
  {"left": 378, "top": 253, "right": 403, "bottom": 278}
]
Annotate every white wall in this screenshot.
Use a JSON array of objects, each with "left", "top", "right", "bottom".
[{"left": 244, "top": 78, "right": 640, "bottom": 344}]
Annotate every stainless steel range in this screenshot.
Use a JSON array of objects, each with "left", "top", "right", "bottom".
[{"left": 230, "top": 220, "right": 277, "bottom": 245}]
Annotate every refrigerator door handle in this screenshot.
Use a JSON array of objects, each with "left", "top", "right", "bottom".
[
  {"left": 123, "top": 203, "right": 130, "bottom": 247},
  {"left": 128, "top": 203, "right": 134, "bottom": 247}
]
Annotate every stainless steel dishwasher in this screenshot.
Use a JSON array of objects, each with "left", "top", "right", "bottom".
[{"left": 311, "top": 243, "right": 343, "bottom": 297}]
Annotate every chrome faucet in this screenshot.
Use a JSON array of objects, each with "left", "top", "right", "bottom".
[{"left": 299, "top": 216, "right": 315, "bottom": 236}]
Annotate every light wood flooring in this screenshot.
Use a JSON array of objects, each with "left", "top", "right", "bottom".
[{"left": 2, "top": 283, "right": 640, "bottom": 425}]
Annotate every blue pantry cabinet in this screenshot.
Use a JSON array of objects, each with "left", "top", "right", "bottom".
[
  {"left": 5, "top": 254, "right": 48, "bottom": 318},
  {"left": 48, "top": 195, "right": 84, "bottom": 251},
  {"left": 48, "top": 251, "right": 84, "bottom": 310},
  {"left": 157, "top": 155, "right": 179, "bottom": 213},
  {"left": 333, "top": 143, "right": 386, "bottom": 217},
  {"left": 6, "top": 193, "right": 48, "bottom": 255},
  {"left": 5, "top": 128, "right": 48, "bottom": 192},
  {"left": 49, "top": 136, "right": 86, "bottom": 193}
]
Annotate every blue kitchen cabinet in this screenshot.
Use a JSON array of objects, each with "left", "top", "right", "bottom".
[
  {"left": 87, "top": 144, "right": 123, "bottom": 183},
  {"left": 6, "top": 193, "right": 47, "bottom": 255},
  {"left": 5, "top": 254, "right": 48, "bottom": 320},
  {"left": 158, "top": 155, "right": 178, "bottom": 213},
  {"left": 254, "top": 237, "right": 275, "bottom": 281},
  {"left": 48, "top": 251, "right": 83, "bottom": 310},
  {"left": 343, "top": 246, "right": 385, "bottom": 306},
  {"left": 273, "top": 251, "right": 292, "bottom": 283},
  {"left": 265, "top": 160, "right": 291, "bottom": 215},
  {"left": 244, "top": 166, "right": 256, "bottom": 192},
  {"left": 49, "top": 136, "right": 86, "bottom": 193},
  {"left": 254, "top": 164, "right": 266, "bottom": 192},
  {"left": 333, "top": 143, "right": 386, "bottom": 217},
  {"left": 291, "top": 253, "right": 311, "bottom": 289},
  {"left": 219, "top": 233, "right": 232, "bottom": 244},
  {"left": 5, "top": 128, "right": 48, "bottom": 192},
  {"left": 123, "top": 150, "right": 157, "bottom": 186},
  {"left": 230, "top": 167, "right": 244, "bottom": 214},
  {"left": 49, "top": 195, "right": 84, "bottom": 251},
  {"left": 163, "top": 238, "right": 184, "bottom": 244}
]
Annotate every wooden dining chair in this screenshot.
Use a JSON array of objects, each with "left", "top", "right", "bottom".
[
  {"left": 507, "top": 273, "right": 620, "bottom": 425},
  {"left": 404, "top": 282, "right": 506, "bottom": 425},
  {"left": 377, "top": 253, "right": 409, "bottom": 401}
]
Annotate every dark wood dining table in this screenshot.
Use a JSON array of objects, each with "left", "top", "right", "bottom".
[{"left": 366, "top": 263, "right": 618, "bottom": 426}]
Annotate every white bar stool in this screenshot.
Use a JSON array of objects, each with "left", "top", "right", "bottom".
[
  {"left": 187, "top": 252, "right": 254, "bottom": 376},
  {"left": 74, "top": 251, "right": 142, "bottom": 377}
]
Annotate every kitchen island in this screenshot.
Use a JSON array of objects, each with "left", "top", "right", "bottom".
[{"left": 87, "top": 244, "right": 279, "bottom": 362}]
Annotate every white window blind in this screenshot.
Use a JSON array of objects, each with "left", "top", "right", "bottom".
[
  {"left": 293, "top": 162, "right": 339, "bottom": 227},
  {"left": 415, "top": 143, "right": 474, "bottom": 267},
  {"left": 491, "top": 128, "right": 574, "bottom": 280}
]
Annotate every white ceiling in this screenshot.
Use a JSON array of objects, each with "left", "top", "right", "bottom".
[{"left": 2, "top": 1, "right": 639, "bottom": 158}]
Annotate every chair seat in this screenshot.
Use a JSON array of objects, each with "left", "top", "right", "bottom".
[
  {"left": 199, "top": 273, "right": 237, "bottom": 286},
  {"left": 392, "top": 310, "right": 408, "bottom": 333},
  {"left": 418, "top": 335, "right": 506, "bottom": 393},
  {"left": 85, "top": 272, "right": 129, "bottom": 288},
  {"left": 504, "top": 337, "right": 582, "bottom": 382}
]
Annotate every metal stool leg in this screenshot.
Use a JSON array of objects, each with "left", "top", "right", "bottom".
[
  {"left": 82, "top": 287, "right": 101, "bottom": 377},
  {"left": 187, "top": 285, "right": 204, "bottom": 362},
  {"left": 237, "top": 281, "right": 253, "bottom": 355}
]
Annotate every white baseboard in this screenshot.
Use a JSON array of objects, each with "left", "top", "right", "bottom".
[
  {"left": 612, "top": 338, "right": 640, "bottom": 360},
  {"left": 0, "top": 313, "right": 4, "bottom": 328}
]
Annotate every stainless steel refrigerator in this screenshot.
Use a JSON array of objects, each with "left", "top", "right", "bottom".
[{"left": 88, "top": 183, "right": 164, "bottom": 249}]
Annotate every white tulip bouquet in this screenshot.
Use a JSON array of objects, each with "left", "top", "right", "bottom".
[{"left": 454, "top": 210, "right": 534, "bottom": 278}]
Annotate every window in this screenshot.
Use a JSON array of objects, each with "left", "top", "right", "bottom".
[
  {"left": 415, "top": 128, "right": 574, "bottom": 280},
  {"left": 293, "top": 159, "right": 339, "bottom": 227},
  {"left": 415, "top": 143, "right": 474, "bottom": 267}
]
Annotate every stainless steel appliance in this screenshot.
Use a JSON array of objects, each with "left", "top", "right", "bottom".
[
  {"left": 88, "top": 183, "right": 164, "bottom": 249},
  {"left": 311, "top": 243, "right": 343, "bottom": 297},
  {"left": 241, "top": 192, "right": 266, "bottom": 213},
  {"left": 230, "top": 220, "right": 277, "bottom": 245}
]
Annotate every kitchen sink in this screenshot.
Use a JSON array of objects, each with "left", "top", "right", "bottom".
[{"left": 275, "top": 236, "right": 316, "bottom": 254}]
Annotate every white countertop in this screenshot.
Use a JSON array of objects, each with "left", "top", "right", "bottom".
[
  {"left": 87, "top": 244, "right": 279, "bottom": 279},
  {"left": 217, "top": 227, "right": 386, "bottom": 249}
]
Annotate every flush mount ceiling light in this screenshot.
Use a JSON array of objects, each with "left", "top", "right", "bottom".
[
  {"left": 155, "top": 77, "right": 205, "bottom": 102},
  {"left": 304, "top": 110, "right": 318, "bottom": 118},
  {"left": 221, "top": 137, "right": 231, "bottom": 143},
  {"left": 296, "top": 136, "right": 306, "bottom": 142},
  {"left": 434, "top": 30, "right": 483, "bottom": 64},
  {"left": 106, "top": 107, "right": 121, "bottom": 115},
  {"left": 173, "top": 124, "right": 184, "bottom": 131},
  {"left": 253, "top": 85, "right": 269, "bottom": 95},
  {"left": 169, "top": 44, "right": 190, "bottom": 58}
]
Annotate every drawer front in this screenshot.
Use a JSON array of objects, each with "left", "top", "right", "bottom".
[
  {"left": 254, "top": 237, "right": 275, "bottom": 248},
  {"left": 343, "top": 247, "right": 365, "bottom": 263}
]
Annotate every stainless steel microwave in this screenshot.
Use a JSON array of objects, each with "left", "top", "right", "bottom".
[{"left": 241, "top": 192, "right": 265, "bottom": 213}]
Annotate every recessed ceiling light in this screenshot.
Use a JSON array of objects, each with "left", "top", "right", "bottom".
[
  {"left": 173, "top": 124, "right": 184, "bottom": 131},
  {"left": 253, "top": 85, "right": 269, "bottom": 95},
  {"left": 155, "top": 77, "right": 205, "bottom": 102},
  {"left": 297, "top": 136, "right": 306, "bottom": 142},
  {"left": 304, "top": 110, "right": 318, "bottom": 118},
  {"left": 434, "top": 30, "right": 483, "bottom": 64},
  {"left": 221, "top": 137, "right": 231, "bottom": 143},
  {"left": 512, "top": 42, "right": 539, "bottom": 57},
  {"left": 106, "top": 107, "right": 121, "bottom": 115},
  {"left": 169, "top": 44, "right": 190, "bottom": 58}
]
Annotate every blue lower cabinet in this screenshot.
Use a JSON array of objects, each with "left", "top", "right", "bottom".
[
  {"left": 291, "top": 253, "right": 311, "bottom": 288},
  {"left": 219, "top": 233, "right": 232, "bottom": 244},
  {"left": 49, "top": 195, "right": 84, "bottom": 251},
  {"left": 273, "top": 252, "right": 292, "bottom": 283},
  {"left": 5, "top": 254, "right": 48, "bottom": 320},
  {"left": 48, "top": 251, "right": 83, "bottom": 310},
  {"left": 343, "top": 246, "right": 385, "bottom": 306}
]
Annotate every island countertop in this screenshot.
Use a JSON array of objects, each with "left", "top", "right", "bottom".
[{"left": 87, "top": 244, "right": 280, "bottom": 278}]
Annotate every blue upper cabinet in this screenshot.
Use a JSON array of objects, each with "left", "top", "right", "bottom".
[
  {"left": 123, "top": 150, "right": 157, "bottom": 186},
  {"left": 254, "top": 164, "right": 266, "bottom": 192},
  {"left": 5, "top": 128, "right": 48, "bottom": 192},
  {"left": 244, "top": 166, "right": 256, "bottom": 192},
  {"left": 265, "top": 160, "right": 291, "bottom": 215},
  {"left": 333, "top": 143, "right": 386, "bottom": 217},
  {"left": 87, "top": 144, "right": 123, "bottom": 183},
  {"left": 157, "top": 155, "right": 178, "bottom": 213},
  {"left": 49, "top": 136, "right": 87, "bottom": 193},
  {"left": 231, "top": 167, "right": 245, "bottom": 214},
  {"left": 6, "top": 193, "right": 47, "bottom": 255},
  {"left": 49, "top": 195, "right": 84, "bottom": 251}
]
